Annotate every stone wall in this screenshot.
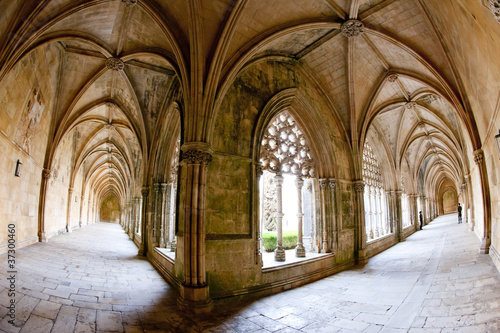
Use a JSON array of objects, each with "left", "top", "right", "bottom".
[{"left": 0, "top": 43, "right": 61, "bottom": 253}]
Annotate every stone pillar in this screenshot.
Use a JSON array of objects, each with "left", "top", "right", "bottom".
[
  {"left": 152, "top": 183, "right": 160, "bottom": 247},
  {"left": 364, "top": 188, "right": 372, "bottom": 240},
  {"left": 79, "top": 195, "right": 85, "bottom": 228},
  {"left": 255, "top": 164, "right": 263, "bottom": 266},
  {"left": 295, "top": 177, "right": 306, "bottom": 257},
  {"left": 160, "top": 183, "right": 169, "bottom": 248},
  {"left": 66, "top": 187, "right": 74, "bottom": 232},
  {"left": 170, "top": 184, "right": 177, "bottom": 252},
  {"left": 138, "top": 188, "right": 149, "bottom": 256},
  {"left": 395, "top": 191, "right": 404, "bottom": 242},
  {"left": 87, "top": 199, "right": 91, "bottom": 226},
  {"left": 377, "top": 187, "right": 383, "bottom": 236},
  {"left": 386, "top": 191, "right": 393, "bottom": 234},
  {"left": 319, "top": 178, "right": 329, "bottom": 253},
  {"left": 306, "top": 180, "right": 314, "bottom": 251},
  {"left": 38, "top": 169, "right": 51, "bottom": 242},
  {"left": 274, "top": 173, "right": 286, "bottom": 261},
  {"left": 329, "top": 179, "right": 337, "bottom": 251},
  {"left": 354, "top": 181, "right": 367, "bottom": 264},
  {"left": 420, "top": 196, "right": 427, "bottom": 227},
  {"left": 474, "top": 149, "right": 491, "bottom": 254},
  {"left": 412, "top": 195, "right": 419, "bottom": 231},
  {"left": 177, "top": 147, "right": 213, "bottom": 313}
]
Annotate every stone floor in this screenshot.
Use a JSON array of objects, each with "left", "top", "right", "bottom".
[{"left": 1, "top": 214, "right": 500, "bottom": 333}]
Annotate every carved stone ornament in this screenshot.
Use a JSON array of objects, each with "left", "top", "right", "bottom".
[
  {"left": 141, "top": 187, "right": 149, "bottom": 197},
  {"left": 182, "top": 149, "right": 213, "bottom": 165},
  {"left": 260, "top": 111, "right": 315, "bottom": 177},
  {"left": 42, "top": 168, "right": 51, "bottom": 180},
  {"left": 405, "top": 101, "right": 417, "bottom": 110},
  {"left": 105, "top": 58, "right": 124, "bottom": 71},
  {"left": 255, "top": 163, "right": 264, "bottom": 177},
  {"left": 353, "top": 182, "right": 365, "bottom": 192},
  {"left": 490, "top": 0, "right": 500, "bottom": 22},
  {"left": 329, "top": 179, "right": 336, "bottom": 189},
  {"left": 387, "top": 74, "right": 398, "bottom": 83},
  {"left": 474, "top": 149, "right": 484, "bottom": 165},
  {"left": 341, "top": 20, "right": 364, "bottom": 38},
  {"left": 121, "top": 0, "right": 138, "bottom": 7},
  {"left": 319, "top": 178, "right": 328, "bottom": 190}
]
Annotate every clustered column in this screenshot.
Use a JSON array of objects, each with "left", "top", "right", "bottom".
[
  {"left": 274, "top": 173, "right": 286, "bottom": 261},
  {"left": 159, "top": 183, "right": 169, "bottom": 248},
  {"left": 177, "top": 147, "right": 213, "bottom": 313},
  {"left": 295, "top": 177, "right": 305, "bottom": 257},
  {"left": 354, "top": 181, "right": 367, "bottom": 263},
  {"left": 474, "top": 149, "right": 491, "bottom": 254}
]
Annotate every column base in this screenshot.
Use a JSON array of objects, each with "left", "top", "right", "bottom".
[
  {"left": 295, "top": 244, "right": 306, "bottom": 258},
  {"left": 398, "top": 232, "right": 405, "bottom": 242},
  {"left": 321, "top": 241, "right": 329, "bottom": 253},
  {"left": 38, "top": 231, "right": 48, "bottom": 243},
  {"left": 67, "top": 225, "right": 72, "bottom": 233},
  {"left": 177, "top": 284, "right": 213, "bottom": 314},
  {"left": 356, "top": 249, "right": 368, "bottom": 265},
  {"left": 479, "top": 237, "right": 491, "bottom": 254},
  {"left": 138, "top": 244, "right": 147, "bottom": 256},
  {"left": 275, "top": 246, "right": 286, "bottom": 261}
]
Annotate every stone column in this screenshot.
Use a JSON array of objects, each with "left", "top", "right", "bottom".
[
  {"left": 274, "top": 173, "right": 286, "bottom": 261},
  {"left": 412, "top": 195, "right": 419, "bottom": 231},
  {"left": 170, "top": 184, "right": 177, "bottom": 252},
  {"left": 255, "top": 164, "right": 263, "bottom": 266},
  {"left": 354, "top": 181, "right": 367, "bottom": 264},
  {"left": 152, "top": 183, "right": 160, "bottom": 247},
  {"left": 87, "top": 199, "right": 91, "bottom": 226},
  {"left": 138, "top": 188, "right": 149, "bottom": 256},
  {"left": 474, "top": 149, "right": 491, "bottom": 254},
  {"left": 364, "top": 188, "right": 372, "bottom": 240},
  {"left": 295, "top": 177, "right": 306, "bottom": 257},
  {"left": 160, "top": 183, "right": 169, "bottom": 248},
  {"left": 38, "top": 169, "right": 51, "bottom": 242},
  {"left": 386, "top": 191, "right": 393, "bottom": 234},
  {"left": 377, "top": 187, "right": 383, "bottom": 236},
  {"left": 306, "top": 180, "right": 314, "bottom": 251},
  {"left": 329, "top": 179, "right": 337, "bottom": 251},
  {"left": 395, "top": 191, "right": 404, "bottom": 242},
  {"left": 66, "top": 187, "right": 74, "bottom": 232},
  {"left": 79, "top": 195, "right": 85, "bottom": 228},
  {"left": 177, "top": 147, "right": 213, "bottom": 313},
  {"left": 319, "top": 178, "right": 329, "bottom": 253}
]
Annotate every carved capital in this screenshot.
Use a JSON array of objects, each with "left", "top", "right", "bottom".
[
  {"left": 153, "top": 183, "right": 160, "bottom": 193},
  {"left": 473, "top": 149, "right": 484, "bottom": 166},
  {"left": 296, "top": 177, "right": 304, "bottom": 188},
  {"left": 121, "top": 0, "right": 138, "bottom": 7},
  {"left": 353, "top": 181, "right": 365, "bottom": 193},
  {"left": 141, "top": 187, "right": 149, "bottom": 197},
  {"left": 341, "top": 20, "right": 364, "bottom": 38},
  {"left": 68, "top": 187, "right": 73, "bottom": 194},
  {"left": 42, "top": 168, "right": 51, "bottom": 180},
  {"left": 161, "top": 183, "right": 169, "bottom": 192},
  {"left": 387, "top": 74, "right": 398, "bottom": 82},
  {"left": 329, "top": 179, "right": 336, "bottom": 190},
  {"left": 255, "top": 163, "right": 264, "bottom": 177},
  {"left": 105, "top": 58, "right": 124, "bottom": 71},
  {"left": 182, "top": 149, "right": 213, "bottom": 165},
  {"left": 319, "top": 178, "right": 328, "bottom": 190}
]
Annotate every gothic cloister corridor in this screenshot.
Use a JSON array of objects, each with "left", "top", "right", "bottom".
[{"left": 1, "top": 214, "right": 499, "bottom": 333}]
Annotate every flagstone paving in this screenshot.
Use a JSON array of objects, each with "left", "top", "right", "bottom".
[{"left": 1, "top": 214, "right": 499, "bottom": 332}]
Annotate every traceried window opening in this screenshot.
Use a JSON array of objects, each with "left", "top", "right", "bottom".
[
  {"left": 156, "top": 136, "right": 180, "bottom": 258},
  {"left": 401, "top": 177, "right": 411, "bottom": 229},
  {"left": 362, "top": 142, "right": 389, "bottom": 241},
  {"left": 259, "top": 111, "right": 315, "bottom": 262}
]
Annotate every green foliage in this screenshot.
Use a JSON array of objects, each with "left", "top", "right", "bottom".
[{"left": 262, "top": 231, "right": 298, "bottom": 252}]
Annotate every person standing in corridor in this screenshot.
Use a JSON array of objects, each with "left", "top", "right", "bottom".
[{"left": 458, "top": 203, "right": 462, "bottom": 224}]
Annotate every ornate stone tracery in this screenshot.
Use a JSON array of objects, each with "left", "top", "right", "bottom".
[
  {"left": 490, "top": 0, "right": 500, "bottom": 22},
  {"left": 121, "top": 0, "right": 138, "bottom": 7},
  {"left": 260, "top": 112, "right": 315, "bottom": 177},
  {"left": 362, "top": 142, "right": 388, "bottom": 240}
]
